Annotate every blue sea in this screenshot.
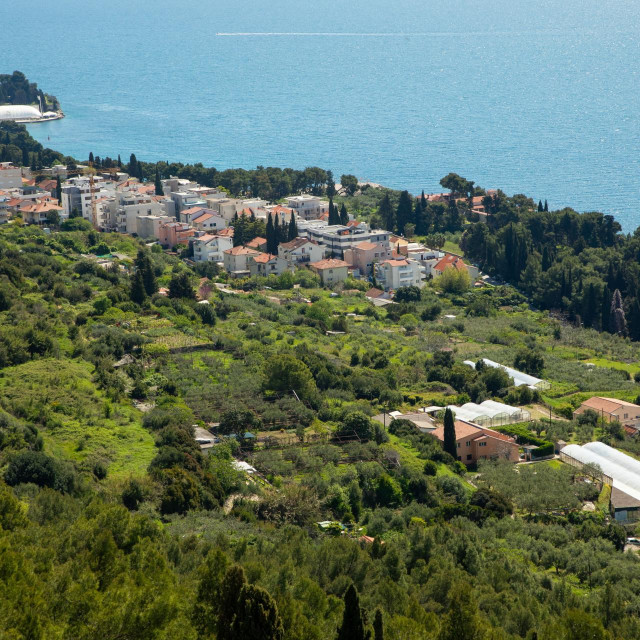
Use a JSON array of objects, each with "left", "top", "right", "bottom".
[{"left": 2, "top": 0, "right": 639, "bottom": 230}]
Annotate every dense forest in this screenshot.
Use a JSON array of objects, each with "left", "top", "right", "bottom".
[{"left": 0, "top": 70, "right": 60, "bottom": 110}]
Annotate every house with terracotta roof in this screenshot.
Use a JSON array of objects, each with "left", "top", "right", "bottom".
[
  {"left": 19, "top": 198, "right": 64, "bottom": 225},
  {"left": 248, "top": 253, "right": 291, "bottom": 277},
  {"left": 343, "top": 240, "right": 392, "bottom": 277},
  {"left": 192, "top": 234, "right": 233, "bottom": 263},
  {"left": 223, "top": 245, "right": 261, "bottom": 276},
  {"left": 375, "top": 258, "right": 425, "bottom": 291},
  {"left": 278, "top": 237, "right": 324, "bottom": 265},
  {"left": 246, "top": 236, "right": 268, "bottom": 252},
  {"left": 431, "top": 420, "right": 520, "bottom": 465},
  {"left": 183, "top": 208, "right": 227, "bottom": 232},
  {"left": 573, "top": 397, "right": 640, "bottom": 429},
  {"left": 429, "top": 253, "right": 479, "bottom": 281},
  {"left": 309, "top": 258, "right": 350, "bottom": 285}
]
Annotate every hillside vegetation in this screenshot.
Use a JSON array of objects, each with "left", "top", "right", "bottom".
[{"left": 1, "top": 219, "right": 640, "bottom": 639}]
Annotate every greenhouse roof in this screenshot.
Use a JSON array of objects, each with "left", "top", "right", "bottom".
[{"left": 561, "top": 442, "right": 640, "bottom": 502}]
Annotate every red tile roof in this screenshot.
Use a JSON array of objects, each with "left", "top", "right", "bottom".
[
  {"left": 251, "top": 253, "right": 277, "bottom": 264},
  {"left": 310, "top": 258, "right": 349, "bottom": 270},
  {"left": 434, "top": 254, "right": 468, "bottom": 273},
  {"left": 225, "top": 246, "right": 260, "bottom": 256},
  {"left": 381, "top": 259, "right": 409, "bottom": 267}
]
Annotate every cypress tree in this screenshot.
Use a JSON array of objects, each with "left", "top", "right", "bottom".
[
  {"left": 396, "top": 190, "right": 413, "bottom": 235},
  {"left": 129, "top": 153, "right": 137, "bottom": 177},
  {"left": 266, "top": 213, "right": 276, "bottom": 254},
  {"left": 288, "top": 213, "right": 298, "bottom": 241},
  {"left": 142, "top": 255, "right": 158, "bottom": 296},
  {"left": 21, "top": 146, "right": 28, "bottom": 167},
  {"left": 117, "top": 154, "right": 122, "bottom": 168},
  {"left": 610, "top": 289, "right": 628, "bottom": 336},
  {"left": 373, "top": 608, "right": 384, "bottom": 640},
  {"left": 328, "top": 198, "right": 339, "bottom": 225},
  {"left": 340, "top": 203, "right": 349, "bottom": 226},
  {"left": 538, "top": 200, "right": 543, "bottom": 212},
  {"left": 443, "top": 408, "right": 457, "bottom": 459},
  {"left": 336, "top": 585, "right": 367, "bottom": 640},
  {"left": 421, "top": 189, "right": 427, "bottom": 210},
  {"left": 89, "top": 151, "right": 94, "bottom": 166},
  {"left": 154, "top": 165, "right": 163, "bottom": 196},
  {"left": 601, "top": 286, "right": 612, "bottom": 333},
  {"left": 414, "top": 197, "right": 425, "bottom": 235},
  {"left": 378, "top": 193, "right": 394, "bottom": 231},
  {"left": 130, "top": 270, "right": 146, "bottom": 305},
  {"left": 544, "top": 199, "right": 549, "bottom": 212},
  {"left": 55, "top": 176, "right": 62, "bottom": 202}
]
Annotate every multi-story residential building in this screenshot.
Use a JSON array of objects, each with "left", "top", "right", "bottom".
[
  {"left": 375, "top": 258, "right": 425, "bottom": 291},
  {"left": 223, "top": 246, "right": 261, "bottom": 276},
  {"left": 428, "top": 253, "right": 479, "bottom": 281},
  {"left": 284, "top": 195, "right": 330, "bottom": 220},
  {"left": 0, "top": 163, "right": 22, "bottom": 189},
  {"left": 309, "top": 258, "right": 350, "bottom": 286},
  {"left": 297, "top": 220, "right": 391, "bottom": 258},
  {"left": 343, "top": 240, "right": 392, "bottom": 277},
  {"left": 248, "top": 253, "right": 291, "bottom": 277},
  {"left": 246, "top": 236, "right": 268, "bottom": 252},
  {"left": 192, "top": 234, "right": 234, "bottom": 263},
  {"left": 179, "top": 207, "right": 227, "bottom": 232},
  {"left": 60, "top": 176, "right": 115, "bottom": 221},
  {"left": 157, "top": 222, "right": 195, "bottom": 248},
  {"left": 135, "top": 215, "right": 174, "bottom": 239},
  {"left": 278, "top": 237, "right": 324, "bottom": 265}
]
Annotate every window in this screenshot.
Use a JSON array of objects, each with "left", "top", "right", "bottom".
[
  {"left": 465, "top": 441, "right": 471, "bottom": 447},
  {"left": 456, "top": 442, "right": 460, "bottom": 448},
  {"left": 467, "top": 454, "right": 472, "bottom": 461},
  {"left": 624, "top": 413, "right": 629, "bottom": 419},
  {"left": 479, "top": 442, "right": 487, "bottom": 447},
  {"left": 457, "top": 456, "right": 462, "bottom": 461}
]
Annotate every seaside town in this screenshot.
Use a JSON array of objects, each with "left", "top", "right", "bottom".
[
  {"left": 3, "top": 65, "right": 640, "bottom": 638},
  {"left": 0, "top": 160, "right": 486, "bottom": 289}
]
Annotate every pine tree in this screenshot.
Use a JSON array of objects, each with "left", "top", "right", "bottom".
[
  {"left": 130, "top": 270, "right": 146, "bottom": 305},
  {"left": 340, "top": 203, "right": 349, "bottom": 226},
  {"left": 154, "top": 165, "right": 163, "bottom": 196},
  {"left": 288, "top": 213, "right": 298, "bottom": 241},
  {"left": 443, "top": 408, "right": 457, "bottom": 459},
  {"left": 437, "top": 582, "right": 485, "bottom": 640},
  {"left": 217, "top": 566, "right": 247, "bottom": 640},
  {"left": 378, "top": 193, "right": 394, "bottom": 231},
  {"left": 396, "top": 190, "right": 413, "bottom": 235},
  {"left": 336, "top": 585, "right": 368, "bottom": 640},
  {"left": 230, "top": 584, "right": 284, "bottom": 640}
]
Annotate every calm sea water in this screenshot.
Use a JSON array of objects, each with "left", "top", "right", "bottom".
[{"left": 2, "top": 0, "right": 639, "bottom": 230}]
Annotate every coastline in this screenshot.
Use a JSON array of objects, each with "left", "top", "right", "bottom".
[{"left": 17, "top": 110, "right": 65, "bottom": 124}]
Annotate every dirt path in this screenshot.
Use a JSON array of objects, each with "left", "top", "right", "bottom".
[{"left": 223, "top": 493, "right": 259, "bottom": 515}]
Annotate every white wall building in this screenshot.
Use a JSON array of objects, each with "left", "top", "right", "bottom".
[
  {"left": 284, "top": 195, "right": 330, "bottom": 220},
  {"left": 0, "top": 163, "right": 22, "bottom": 189},
  {"left": 192, "top": 234, "right": 234, "bottom": 262},
  {"left": 375, "top": 258, "right": 425, "bottom": 291}
]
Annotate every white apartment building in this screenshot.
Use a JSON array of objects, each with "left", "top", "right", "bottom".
[
  {"left": 61, "top": 176, "right": 115, "bottom": 221},
  {"left": 223, "top": 245, "right": 261, "bottom": 276},
  {"left": 136, "top": 214, "right": 175, "bottom": 239},
  {"left": 375, "top": 258, "right": 426, "bottom": 291},
  {"left": 192, "top": 234, "right": 234, "bottom": 262},
  {"left": 297, "top": 220, "right": 391, "bottom": 257},
  {"left": 277, "top": 237, "right": 324, "bottom": 265},
  {"left": 284, "top": 195, "right": 329, "bottom": 220}
]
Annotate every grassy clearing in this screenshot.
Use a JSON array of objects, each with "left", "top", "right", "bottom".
[{"left": 0, "top": 359, "right": 155, "bottom": 478}]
